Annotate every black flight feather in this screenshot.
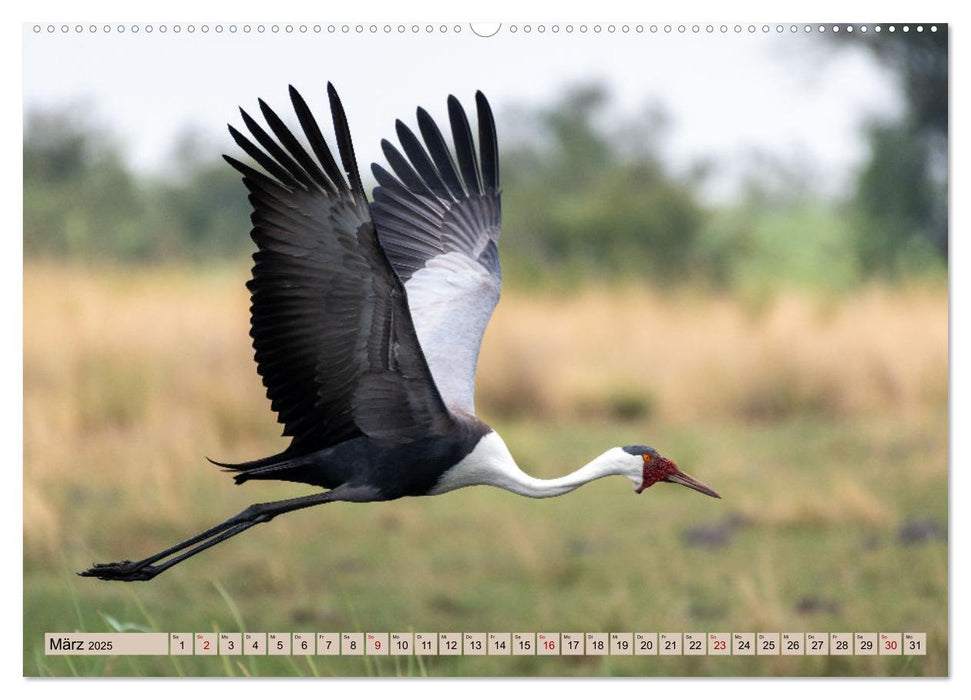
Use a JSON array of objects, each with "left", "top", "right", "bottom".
[
  {"left": 476, "top": 91, "right": 499, "bottom": 191},
  {"left": 327, "top": 82, "right": 365, "bottom": 200},
  {"left": 228, "top": 124, "right": 299, "bottom": 190},
  {"left": 395, "top": 120, "right": 452, "bottom": 200},
  {"left": 258, "top": 97, "right": 332, "bottom": 193},
  {"left": 447, "top": 95, "right": 482, "bottom": 195},
  {"left": 380, "top": 139, "right": 437, "bottom": 200},
  {"left": 289, "top": 85, "right": 343, "bottom": 194},
  {"left": 239, "top": 107, "right": 315, "bottom": 190},
  {"left": 416, "top": 106, "right": 466, "bottom": 200}
]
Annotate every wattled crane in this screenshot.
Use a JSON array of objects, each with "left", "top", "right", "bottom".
[{"left": 81, "top": 84, "right": 719, "bottom": 582}]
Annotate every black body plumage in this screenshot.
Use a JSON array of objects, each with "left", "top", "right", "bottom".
[{"left": 238, "top": 419, "right": 492, "bottom": 500}]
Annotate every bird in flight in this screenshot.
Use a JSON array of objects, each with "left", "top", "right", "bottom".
[{"left": 81, "top": 84, "right": 719, "bottom": 582}]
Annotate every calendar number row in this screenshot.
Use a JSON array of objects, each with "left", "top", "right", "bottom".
[{"left": 46, "top": 632, "right": 927, "bottom": 657}]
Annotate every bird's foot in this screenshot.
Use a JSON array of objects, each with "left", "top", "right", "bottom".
[{"left": 78, "top": 560, "right": 159, "bottom": 582}]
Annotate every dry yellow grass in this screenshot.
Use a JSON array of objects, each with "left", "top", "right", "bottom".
[
  {"left": 25, "top": 265, "right": 947, "bottom": 431},
  {"left": 24, "top": 262, "right": 946, "bottom": 552},
  {"left": 24, "top": 264, "right": 274, "bottom": 558},
  {"left": 479, "top": 284, "right": 947, "bottom": 422}
]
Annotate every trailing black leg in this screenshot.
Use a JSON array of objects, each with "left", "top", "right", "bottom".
[{"left": 78, "top": 488, "right": 351, "bottom": 582}]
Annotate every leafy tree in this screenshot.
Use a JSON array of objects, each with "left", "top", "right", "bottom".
[
  {"left": 830, "top": 26, "right": 948, "bottom": 274},
  {"left": 24, "top": 112, "right": 251, "bottom": 261},
  {"left": 24, "top": 106, "right": 150, "bottom": 258},
  {"left": 151, "top": 129, "right": 252, "bottom": 259},
  {"left": 499, "top": 85, "right": 707, "bottom": 285}
]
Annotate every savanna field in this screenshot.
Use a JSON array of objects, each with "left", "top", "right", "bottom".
[{"left": 23, "top": 263, "right": 948, "bottom": 677}]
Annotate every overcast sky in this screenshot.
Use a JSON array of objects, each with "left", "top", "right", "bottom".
[{"left": 23, "top": 23, "right": 903, "bottom": 200}]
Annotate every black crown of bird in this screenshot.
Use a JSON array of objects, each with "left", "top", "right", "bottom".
[{"left": 80, "top": 83, "right": 719, "bottom": 582}]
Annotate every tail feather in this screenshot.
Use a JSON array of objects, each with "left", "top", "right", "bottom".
[
  {"left": 206, "top": 451, "right": 287, "bottom": 471},
  {"left": 207, "top": 451, "right": 305, "bottom": 485}
]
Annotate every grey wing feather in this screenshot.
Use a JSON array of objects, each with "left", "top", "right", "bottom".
[
  {"left": 225, "top": 84, "right": 452, "bottom": 455},
  {"left": 370, "top": 92, "right": 502, "bottom": 416}
]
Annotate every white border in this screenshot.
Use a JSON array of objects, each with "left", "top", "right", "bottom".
[{"left": 7, "top": 1, "right": 964, "bottom": 698}]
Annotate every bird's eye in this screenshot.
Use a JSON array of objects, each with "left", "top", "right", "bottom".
[{"left": 642, "top": 453, "right": 652, "bottom": 464}]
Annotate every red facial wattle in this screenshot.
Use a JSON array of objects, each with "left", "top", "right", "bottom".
[{"left": 636, "top": 455, "right": 721, "bottom": 499}]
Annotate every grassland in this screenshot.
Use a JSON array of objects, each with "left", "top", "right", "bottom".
[{"left": 23, "top": 263, "right": 948, "bottom": 676}]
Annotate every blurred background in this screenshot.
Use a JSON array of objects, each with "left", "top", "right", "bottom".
[{"left": 23, "top": 24, "right": 947, "bottom": 676}]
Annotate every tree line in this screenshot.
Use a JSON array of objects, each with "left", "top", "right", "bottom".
[{"left": 24, "top": 33, "right": 946, "bottom": 292}]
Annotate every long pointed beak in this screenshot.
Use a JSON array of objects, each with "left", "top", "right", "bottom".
[{"left": 664, "top": 468, "right": 721, "bottom": 499}]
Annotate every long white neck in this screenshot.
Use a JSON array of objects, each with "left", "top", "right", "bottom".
[{"left": 431, "top": 433, "right": 637, "bottom": 498}]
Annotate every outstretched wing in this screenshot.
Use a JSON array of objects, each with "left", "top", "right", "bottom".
[
  {"left": 369, "top": 92, "right": 502, "bottom": 417},
  {"left": 224, "top": 84, "right": 452, "bottom": 455}
]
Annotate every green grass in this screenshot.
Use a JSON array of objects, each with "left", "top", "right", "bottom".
[{"left": 25, "top": 412, "right": 947, "bottom": 677}]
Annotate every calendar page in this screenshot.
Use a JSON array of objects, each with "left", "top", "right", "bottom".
[{"left": 23, "top": 20, "right": 948, "bottom": 678}]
